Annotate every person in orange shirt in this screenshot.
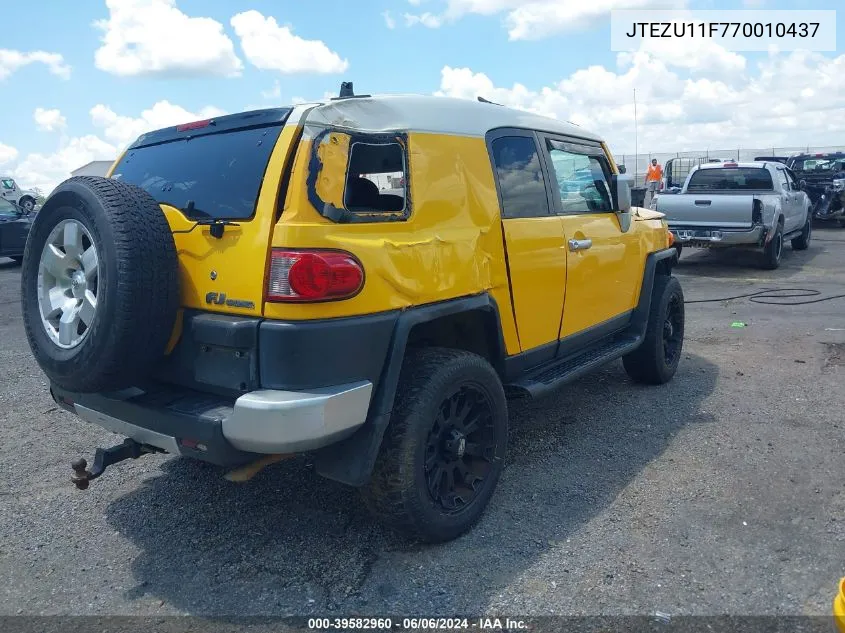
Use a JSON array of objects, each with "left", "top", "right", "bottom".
[{"left": 644, "top": 158, "right": 663, "bottom": 206}]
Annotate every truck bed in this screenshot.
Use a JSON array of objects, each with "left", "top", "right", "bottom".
[{"left": 656, "top": 191, "right": 764, "bottom": 229}]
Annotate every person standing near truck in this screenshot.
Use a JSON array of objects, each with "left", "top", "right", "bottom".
[{"left": 644, "top": 158, "right": 663, "bottom": 207}]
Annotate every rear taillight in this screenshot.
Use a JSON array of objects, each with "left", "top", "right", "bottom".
[
  {"left": 266, "top": 249, "right": 364, "bottom": 302},
  {"left": 752, "top": 199, "right": 763, "bottom": 224}
]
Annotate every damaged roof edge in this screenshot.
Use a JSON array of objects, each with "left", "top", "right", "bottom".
[{"left": 302, "top": 94, "right": 603, "bottom": 143}]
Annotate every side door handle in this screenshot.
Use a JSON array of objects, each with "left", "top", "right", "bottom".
[{"left": 568, "top": 238, "right": 593, "bottom": 252}]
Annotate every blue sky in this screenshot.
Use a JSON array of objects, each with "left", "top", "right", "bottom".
[{"left": 2, "top": 0, "right": 844, "bottom": 192}]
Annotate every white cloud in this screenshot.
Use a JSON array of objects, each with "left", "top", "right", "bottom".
[
  {"left": 291, "top": 91, "right": 336, "bottom": 105},
  {"left": 383, "top": 11, "right": 397, "bottom": 29},
  {"left": 404, "top": 12, "right": 444, "bottom": 28},
  {"left": 435, "top": 47, "right": 845, "bottom": 153},
  {"left": 262, "top": 80, "right": 282, "bottom": 100},
  {"left": 405, "top": 0, "right": 678, "bottom": 39},
  {"left": 618, "top": 38, "right": 746, "bottom": 77},
  {"left": 10, "top": 99, "right": 229, "bottom": 193},
  {"left": 505, "top": 0, "right": 679, "bottom": 40},
  {"left": 93, "top": 0, "right": 242, "bottom": 77},
  {"left": 231, "top": 10, "right": 349, "bottom": 74},
  {"left": 90, "top": 100, "right": 227, "bottom": 149},
  {"left": 0, "top": 49, "right": 71, "bottom": 80},
  {"left": 0, "top": 143, "right": 19, "bottom": 167},
  {"left": 33, "top": 108, "right": 68, "bottom": 132},
  {"left": 12, "top": 136, "right": 118, "bottom": 194}
]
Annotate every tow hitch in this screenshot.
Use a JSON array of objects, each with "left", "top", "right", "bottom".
[{"left": 71, "top": 438, "right": 162, "bottom": 490}]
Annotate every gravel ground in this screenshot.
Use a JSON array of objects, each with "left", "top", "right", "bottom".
[{"left": 1, "top": 229, "right": 843, "bottom": 618}]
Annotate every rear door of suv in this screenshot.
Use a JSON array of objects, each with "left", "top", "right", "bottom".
[
  {"left": 487, "top": 128, "right": 567, "bottom": 362},
  {"left": 108, "top": 106, "right": 310, "bottom": 318}
]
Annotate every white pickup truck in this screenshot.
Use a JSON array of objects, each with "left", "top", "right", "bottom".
[
  {"left": 0, "top": 176, "right": 39, "bottom": 213},
  {"left": 650, "top": 161, "right": 812, "bottom": 269}
]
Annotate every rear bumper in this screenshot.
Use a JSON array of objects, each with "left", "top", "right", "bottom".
[
  {"left": 669, "top": 225, "right": 765, "bottom": 248},
  {"left": 52, "top": 380, "right": 372, "bottom": 466},
  {"left": 222, "top": 382, "right": 372, "bottom": 453}
]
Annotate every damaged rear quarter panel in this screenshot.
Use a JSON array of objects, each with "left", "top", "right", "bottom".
[{"left": 264, "top": 132, "right": 520, "bottom": 355}]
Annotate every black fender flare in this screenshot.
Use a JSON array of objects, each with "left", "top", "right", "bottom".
[{"left": 313, "top": 293, "right": 507, "bottom": 486}]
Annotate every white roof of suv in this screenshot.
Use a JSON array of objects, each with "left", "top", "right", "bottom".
[{"left": 303, "top": 94, "right": 602, "bottom": 143}]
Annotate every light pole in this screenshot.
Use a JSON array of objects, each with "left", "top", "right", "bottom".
[{"left": 634, "top": 88, "right": 639, "bottom": 182}]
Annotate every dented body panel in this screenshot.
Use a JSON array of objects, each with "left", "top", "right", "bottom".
[{"left": 267, "top": 131, "right": 521, "bottom": 353}]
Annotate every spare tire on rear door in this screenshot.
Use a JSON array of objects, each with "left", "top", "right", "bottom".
[{"left": 20, "top": 176, "right": 179, "bottom": 393}]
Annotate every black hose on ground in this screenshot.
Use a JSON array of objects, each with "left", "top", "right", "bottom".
[{"left": 686, "top": 287, "right": 845, "bottom": 305}]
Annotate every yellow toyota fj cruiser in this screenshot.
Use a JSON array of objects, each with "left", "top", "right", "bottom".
[{"left": 21, "top": 86, "right": 683, "bottom": 542}]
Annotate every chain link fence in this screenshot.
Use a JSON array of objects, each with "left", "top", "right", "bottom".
[{"left": 611, "top": 145, "right": 845, "bottom": 182}]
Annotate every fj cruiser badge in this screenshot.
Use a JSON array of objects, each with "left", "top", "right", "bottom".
[{"left": 205, "top": 292, "right": 255, "bottom": 310}]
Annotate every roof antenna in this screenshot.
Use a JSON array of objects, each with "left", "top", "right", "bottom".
[
  {"left": 478, "top": 96, "right": 502, "bottom": 106},
  {"left": 331, "top": 81, "right": 371, "bottom": 101}
]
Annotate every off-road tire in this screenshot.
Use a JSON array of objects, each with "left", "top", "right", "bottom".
[
  {"left": 622, "top": 275, "right": 684, "bottom": 385},
  {"left": 791, "top": 214, "right": 812, "bottom": 250},
  {"left": 361, "top": 348, "right": 508, "bottom": 543},
  {"left": 20, "top": 176, "right": 179, "bottom": 393},
  {"left": 762, "top": 223, "right": 784, "bottom": 270}
]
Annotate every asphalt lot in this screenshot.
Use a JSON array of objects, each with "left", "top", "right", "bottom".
[{"left": 1, "top": 229, "right": 843, "bottom": 617}]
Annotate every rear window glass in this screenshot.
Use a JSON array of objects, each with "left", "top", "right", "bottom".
[
  {"left": 687, "top": 167, "right": 773, "bottom": 191},
  {"left": 111, "top": 125, "right": 284, "bottom": 220}
]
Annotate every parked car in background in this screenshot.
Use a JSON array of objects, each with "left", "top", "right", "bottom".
[
  {"left": 1, "top": 176, "right": 39, "bottom": 213},
  {"left": 787, "top": 152, "right": 845, "bottom": 226},
  {"left": 0, "top": 198, "right": 34, "bottom": 263},
  {"left": 753, "top": 156, "right": 790, "bottom": 165},
  {"left": 650, "top": 161, "right": 811, "bottom": 269}
]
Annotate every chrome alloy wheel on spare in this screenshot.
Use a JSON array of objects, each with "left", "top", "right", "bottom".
[{"left": 36, "top": 219, "right": 99, "bottom": 349}]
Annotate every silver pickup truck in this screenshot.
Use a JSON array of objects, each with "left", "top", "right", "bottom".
[{"left": 650, "top": 161, "right": 812, "bottom": 269}]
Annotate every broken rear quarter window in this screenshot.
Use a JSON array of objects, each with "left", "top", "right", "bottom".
[
  {"left": 308, "top": 131, "right": 410, "bottom": 223},
  {"left": 344, "top": 141, "right": 406, "bottom": 213}
]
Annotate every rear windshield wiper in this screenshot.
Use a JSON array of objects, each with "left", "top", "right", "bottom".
[{"left": 173, "top": 200, "right": 239, "bottom": 239}]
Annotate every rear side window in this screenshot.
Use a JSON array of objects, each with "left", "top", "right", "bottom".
[
  {"left": 111, "top": 125, "right": 284, "bottom": 220},
  {"left": 687, "top": 167, "right": 774, "bottom": 191},
  {"left": 344, "top": 142, "right": 406, "bottom": 212},
  {"left": 491, "top": 136, "right": 550, "bottom": 218}
]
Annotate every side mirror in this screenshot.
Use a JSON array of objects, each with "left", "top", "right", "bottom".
[
  {"left": 612, "top": 173, "right": 633, "bottom": 213},
  {"left": 618, "top": 164, "right": 627, "bottom": 174},
  {"left": 612, "top": 173, "right": 634, "bottom": 232}
]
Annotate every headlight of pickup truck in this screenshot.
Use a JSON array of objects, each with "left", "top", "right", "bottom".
[{"left": 833, "top": 179, "right": 845, "bottom": 192}]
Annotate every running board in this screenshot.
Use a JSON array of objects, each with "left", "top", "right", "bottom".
[
  {"left": 508, "top": 335, "right": 642, "bottom": 399},
  {"left": 783, "top": 229, "right": 802, "bottom": 241}
]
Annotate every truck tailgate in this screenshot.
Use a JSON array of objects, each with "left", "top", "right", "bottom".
[{"left": 657, "top": 194, "right": 755, "bottom": 229}]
